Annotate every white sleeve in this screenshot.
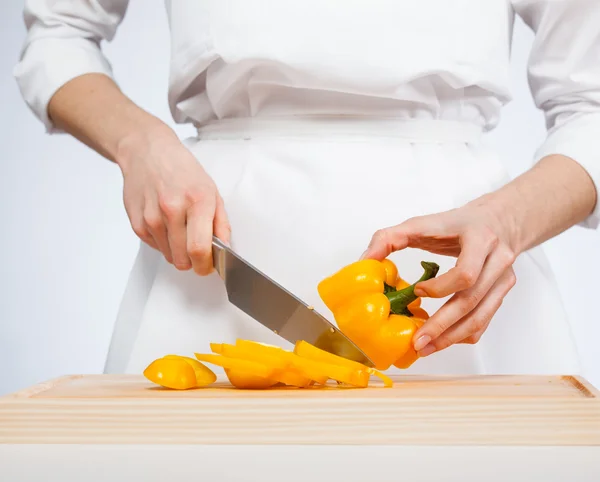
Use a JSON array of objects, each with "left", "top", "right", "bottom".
[
  {"left": 513, "top": 0, "right": 600, "bottom": 229},
  {"left": 13, "top": 0, "right": 129, "bottom": 134}
]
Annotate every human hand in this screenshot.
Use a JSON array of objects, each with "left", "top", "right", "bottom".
[
  {"left": 117, "top": 128, "right": 230, "bottom": 275},
  {"left": 361, "top": 200, "right": 517, "bottom": 357}
]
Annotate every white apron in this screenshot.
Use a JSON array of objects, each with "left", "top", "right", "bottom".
[{"left": 104, "top": 116, "right": 582, "bottom": 377}]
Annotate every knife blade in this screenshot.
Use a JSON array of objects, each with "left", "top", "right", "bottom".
[{"left": 211, "top": 236, "right": 375, "bottom": 367}]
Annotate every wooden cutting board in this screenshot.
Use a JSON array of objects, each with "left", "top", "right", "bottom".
[{"left": 1, "top": 374, "right": 600, "bottom": 445}]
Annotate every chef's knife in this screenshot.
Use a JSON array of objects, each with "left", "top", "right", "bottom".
[{"left": 211, "top": 236, "right": 375, "bottom": 367}]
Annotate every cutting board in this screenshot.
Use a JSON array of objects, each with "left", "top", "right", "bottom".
[{"left": 2, "top": 373, "right": 600, "bottom": 445}]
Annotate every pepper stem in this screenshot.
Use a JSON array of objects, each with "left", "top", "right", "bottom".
[{"left": 386, "top": 261, "right": 439, "bottom": 316}]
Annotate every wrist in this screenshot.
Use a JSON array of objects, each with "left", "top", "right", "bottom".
[
  {"left": 464, "top": 191, "right": 524, "bottom": 255},
  {"left": 115, "top": 121, "right": 177, "bottom": 174},
  {"left": 463, "top": 154, "right": 597, "bottom": 256}
]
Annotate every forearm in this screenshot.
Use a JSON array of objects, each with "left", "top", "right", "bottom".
[
  {"left": 476, "top": 154, "right": 597, "bottom": 254},
  {"left": 47, "top": 73, "right": 176, "bottom": 168}
]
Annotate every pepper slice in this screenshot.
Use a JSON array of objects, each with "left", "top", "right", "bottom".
[
  {"left": 276, "top": 370, "right": 314, "bottom": 388},
  {"left": 196, "top": 351, "right": 312, "bottom": 388},
  {"left": 221, "top": 342, "right": 293, "bottom": 372},
  {"left": 194, "top": 353, "right": 276, "bottom": 380},
  {"left": 143, "top": 357, "right": 198, "bottom": 390},
  {"left": 235, "top": 340, "right": 370, "bottom": 388},
  {"left": 234, "top": 340, "right": 327, "bottom": 383},
  {"left": 186, "top": 349, "right": 282, "bottom": 389},
  {"left": 224, "top": 368, "right": 278, "bottom": 389},
  {"left": 317, "top": 259, "right": 438, "bottom": 370},
  {"left": 293, "top": 340, "right": 393, "bottom": 388},
  {"left": 210, "top": 343, "right": 224, "bottom": 354},
  {"left": 164, "top": 354, "right": 217, "bottom": 386},
  {"left": 219, "top": 343, "right": 314, "bottom": 387}
]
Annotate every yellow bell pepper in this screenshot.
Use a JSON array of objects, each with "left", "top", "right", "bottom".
[
  {"left": 392, "top": 318, "right": 425, "bottom": 369},
  {"left": 317, "top": 259, "right": 438, "bottom": 370}
]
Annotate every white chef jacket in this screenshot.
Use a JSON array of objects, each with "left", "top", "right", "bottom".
[{"left": 13, "top": 0, "right": 600, "bottom": 230}]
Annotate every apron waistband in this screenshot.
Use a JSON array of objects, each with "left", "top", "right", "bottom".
[{"left": 195, "top": 116, "right": 483, "bottom": 144}]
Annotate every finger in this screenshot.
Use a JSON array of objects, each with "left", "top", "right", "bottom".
[
  {"left": 141, "top": 231, "right": 160, "bottom": 251},
  {"left": 130, "top": 216, "right": 159, "bottom": 250},
  {"left": 144, "top": 205, "right": 173, "bottom": 264},
  {"left": 414, "top": 227, "right": 498, "bottom": 298},
  {"left": 213, "top": 194, "right": 231, "bottom": 245},
  {"left": 187, "top": 195, "right": 216, "bottom": 276},
  {"left": 419, "top": 268, "right": 517, "bottom": 356},
  {"left": 159, "top": 196, "right": 191, "bottom": 271},
  {"left": 412, "top": 245, "right": 516, "bottom": 352},
  {"left": 360, "top": 219, "right": 418, "bottom": 260}
]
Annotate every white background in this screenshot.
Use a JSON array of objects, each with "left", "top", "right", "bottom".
[{"left": 1, "top": 1, "right": 599, "bottom": 396}]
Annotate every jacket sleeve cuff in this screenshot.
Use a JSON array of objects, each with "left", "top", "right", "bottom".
[
  {"left": 533, "top": 113, "right": 600, "bottom": 230},
  {"left": 13, "top": 38, "right": 115, "bottom": 134}
]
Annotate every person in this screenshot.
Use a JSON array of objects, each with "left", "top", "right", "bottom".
[{"left": 14, "top": 1, "right": 599, "bottom": 377}]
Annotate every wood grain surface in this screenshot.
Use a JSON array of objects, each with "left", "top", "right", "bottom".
[{"left": 1, "top": 374, "right": 599, "bottom": 445}]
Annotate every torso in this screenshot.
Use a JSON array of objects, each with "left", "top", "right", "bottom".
[{"left": 105, "top": 0, "right": 582, "bottom": 378}]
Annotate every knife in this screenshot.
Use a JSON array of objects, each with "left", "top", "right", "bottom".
[{"left": 211, "top": 236, "right": 375, "bottom": 367}]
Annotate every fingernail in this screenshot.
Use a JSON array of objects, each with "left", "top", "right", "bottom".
[
  {"left": 413, "top": 335, "right": 431, "bottom": 352},
  {"left": 414, "top": 288, "right": 427, "bottom": 297},
  {"left": 418, "top": 344, "right": 437, "bottom": 357},
  {"left": 359, "top": 250, "right": 369, "bottom": 260}
]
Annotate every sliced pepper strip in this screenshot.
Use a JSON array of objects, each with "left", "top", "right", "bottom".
[
  {"left": 219, "top": 343, "right": 292, "bottom": 372},
  {"left": 220, "top": 342, "right": 316, "bottom": 387},
  {"left": 224, "top": 368, "right": 278, "bottom": 389},
  {"left": 210, "top": 343, "right": 224, "bottom": 354},
  {"left": 293, "top": 340, "right": 393, "bottom": 388},
  {"left": 197, "top": 351, "right": 312, "bottom": 388},
  {"left": 234, "top": 340, "right": 329, "bottom": 384},
  {"left": 194, "top": 353, "right": 276, "bottom": 379},
  {"left": 235, "top": 339, "right": 370, "bottom": 388},
  {"left": 276, "top": 370, "right": 314, "bottom": 388}
]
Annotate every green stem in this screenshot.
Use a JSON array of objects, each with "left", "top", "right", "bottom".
[{"left": 385, "top": 261, "right": 439, "bottom": 316}]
